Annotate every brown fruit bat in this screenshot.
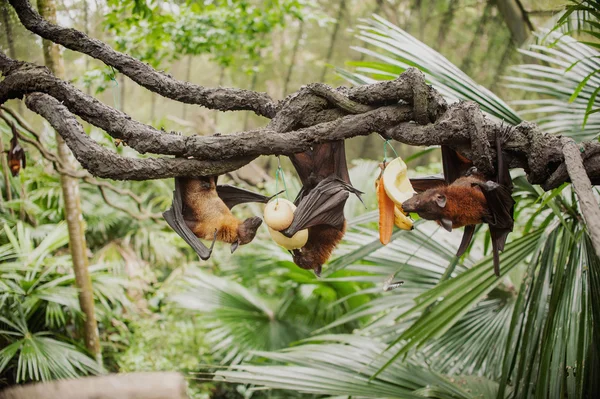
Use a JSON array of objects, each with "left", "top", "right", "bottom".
[
  {"left": 401, "top": 129, "right": 515, "bottom": 276},
  {"left": 279, "top": 141, "right": 363, "bottom": 276},
  {"left": 163, "top": 176, "right": 279, "bottom": 260},
  {"left": 7, "top": 134, "right": 25, "bottom": 177}
]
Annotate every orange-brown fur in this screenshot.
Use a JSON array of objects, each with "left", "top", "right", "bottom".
[
  {"left": 441, "top": 176, "right": 488, "bottom": 228},
  {"left": 292, "top": 222, "right": 346, "bottom": 273},
  {"left": 402, "top": 175, "right": 489, "bottom": 228},
  {"left": 182, "top": 177, "right": 241, "bottom": 243}
]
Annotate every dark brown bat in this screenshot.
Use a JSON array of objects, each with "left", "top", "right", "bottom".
[
  {"left": 402, "top": 129, "right": 515, "bottom": 276},
  {"left": 7, "top": 134, "right": 25, "bottom": 177},
  {"left": 163, "top": 176, "right": 278, "bottom": 260},
  {"left": 280, "top": 141, "right": 363, "bottom": 276}
]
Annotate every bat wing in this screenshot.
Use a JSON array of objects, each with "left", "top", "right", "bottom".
[
  {"left": 410, "top": 175, "right": 447, "bottom": 193},
  {"left": 475, "top": 181, "right": 515, "bottom": 276},
  {"left": 289, "top": 141, "right": 351, "bottom": 187},
  {"left": 216, "top": 184, "right": 280, "bottom": 210},
  {"left": 456, "top": 224, "right": 476, "bottom": 258},
  {"left": 483, "top": 128, "right": 516, "bottom": 276},
  {"left": 163, "top": 178, "right": 216, "bottom": 260},
  {"left": 408, "top": 146, "right": 471, "bottom": 193},
  {"left": 442, "top": 145, "right": 473, "bottom": 184},
  {"left": 281, "top": 176, "right": 362, "bottom": 237}
]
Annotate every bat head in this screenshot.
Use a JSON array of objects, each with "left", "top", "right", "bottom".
[
  {"left": 236, "top": 216, "right": 263, "bottom": 246},
  {"left": 401, "top": 188, "right": 448, "bottom": 221},
  {"left": 291, "top": 250, "right": 322, "bottom": 277}
]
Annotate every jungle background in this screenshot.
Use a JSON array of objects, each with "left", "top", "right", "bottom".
[{"left": 1, "top": 0, "right": 599, "bottom": 398}]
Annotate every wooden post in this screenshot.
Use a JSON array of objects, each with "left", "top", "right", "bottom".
[{"left": 0, "top": 372, "right": 188, "bottom": 399}]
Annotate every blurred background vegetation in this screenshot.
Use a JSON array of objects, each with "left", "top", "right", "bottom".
[{"left": 1, "top": 0, "right": 599, "bottom": 398}]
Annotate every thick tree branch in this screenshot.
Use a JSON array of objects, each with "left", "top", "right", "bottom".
[
  {"left": 7, "top": 0, "right": 278, "bottom": 118},
  {"left": 25, "top": 93, "right": 253, "bottom": 180},
  {"left": 1, "top": 21, "right": 599, "bottom": 189},
  {"left": 561, "top": 137, "right": 600, "bottom": 258}
]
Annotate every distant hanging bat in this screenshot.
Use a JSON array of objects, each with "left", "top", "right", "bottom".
[
  {"left": 280, "top": 141, "right": 363, "bottom": 276},
  {"left": 401, "top": 129, "right": 515, "bottom": 276},
  {"left": 163, "top": 176, "right": 278, "bottom": 260},
  {"left": 7, "top": 134, "right": 25, "bottom": 177}
]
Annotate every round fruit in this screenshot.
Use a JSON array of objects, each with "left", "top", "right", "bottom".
[
  {"left": 268, "top": 226, "right": 309, "bottom": 250},
  {"left": 264, "top": 198, "right": 296, "bottom": 231}
]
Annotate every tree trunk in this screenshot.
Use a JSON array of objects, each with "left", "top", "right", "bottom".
[
  {"left": 495, "top": 0, "right": 533, "bottom": 46},
  {"left": 182, "top": 55, "right": 192, "bottom": 120},
  {"left": 283, "top": 20, "right": 304, "bottom": 97},
  {"left": 36, "top": 0, "right": 101, "bottom": 363},
  {"left": 2, "top": 1, "right": 15, "bottom": 213},
  {"left": 0, "top": 134, "right": 12, "bottom": 214},
  {"left": 320, "top": 0, "right": 345, "bottom": 82}
]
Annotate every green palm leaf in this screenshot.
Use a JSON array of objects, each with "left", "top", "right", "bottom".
[
  {"left": 216, "top": 334, "right": 508, "bottom": 399},
  {"left": 341, "top": 15, "right": 522, "bottom": 124},
  {"left": 507, "top": 30, "right": 600, "bottom": 139}
]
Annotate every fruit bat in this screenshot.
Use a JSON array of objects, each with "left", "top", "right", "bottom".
[
  {"left": 279, "top": 141, "right": 363, "bottom": 276},
  {"left": 163, "top": 176, "right": 278, "bottom": 260},
  {"left": 401, "top": 130, "right": 515, "bottom": 276},
  {"left": 7, "top": 134, "right": 25, "bottom": 177}
]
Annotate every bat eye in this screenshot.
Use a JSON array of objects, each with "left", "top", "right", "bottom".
[{"left": 436, "top": 194, "right": 447, "bottom": 208}]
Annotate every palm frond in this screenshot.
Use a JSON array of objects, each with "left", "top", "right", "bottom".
[
  {"left": 216, "top": 334, "right": 507, "bottom": 399},
  {"left": 507, "top": 30, "right": 600, "bottom": 139},
  {"left": 170, "top": 269, "right": 308, "bottom": 363},
  {"left": 341, "top": 15, "right": 522, "bottom": 124}
]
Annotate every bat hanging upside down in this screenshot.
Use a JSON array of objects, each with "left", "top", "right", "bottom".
[
  {"left": 163, "top": 175, "right": 279, "bottom": 260},
  {"left": 277, "top": 141, "right": 363, "bottom": 276},
  {"left": 401, "top": 129, "right": 515, "bottom": 276}
]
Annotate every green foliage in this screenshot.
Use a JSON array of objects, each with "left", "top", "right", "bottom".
[
  {"left": 103, "top": 0, "right": 308, "bottom": 70},
  {"left": 0, "top": 222, "right": 119, "bottom": 383},
  {"left": 214, "top": 13, "right": 600, "bottom": 399},
  {"left": 217, "top": 335, "right": 508, "bottom": 399},
  {"left": 339, "top": 15, "right": 522, "bottom": 124}
]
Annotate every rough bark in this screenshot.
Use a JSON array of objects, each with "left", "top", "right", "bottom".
[
  {"left": 0, "top": 372, "right": 187, "bottom": 399},
  {"left": 36, "top": 0, "right": 101, "bottom": 363},
  {"left": 561, "top": 138, "right": 600, "bottom": 258}
]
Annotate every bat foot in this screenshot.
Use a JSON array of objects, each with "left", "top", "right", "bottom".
[{"left": 313, "top": 265, "right": 322, "bottom": 277}]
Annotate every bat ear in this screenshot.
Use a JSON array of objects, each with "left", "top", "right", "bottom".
[
  {"left": 231, "top": 240, "right": 240, "bottom": 253},
  {"left": 436, "top": 194, "right": 447, "bottom": 208},
  {"left": 440, "top": 218, "right": 453, "bottom": 232}
]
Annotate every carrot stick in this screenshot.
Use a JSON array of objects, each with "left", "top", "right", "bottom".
[{"left": 377, "top": 177, "right": 395, "bottom": 245}]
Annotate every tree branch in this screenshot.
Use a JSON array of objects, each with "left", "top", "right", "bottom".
[
  {"left": 24, "top": 93, "right": 253, "bottom": 180},
  {"left": 561, "top": 137, "right": 600, "bottom": 258},
  {"left": 1, "top": 13, "right": 599, "bottom": 190},
  {"left": 7, "top": 0, "right": 277, "bottom": 118}
]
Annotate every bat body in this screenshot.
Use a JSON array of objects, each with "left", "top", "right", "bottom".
[
  {"left": 163, "top": 176, "right": 274, "bottom": 260},
  {"left": 402, "top": 131, "right": 514, "bottom": 276},
  {"left": 280, "top": 142, "right": 362, "bottom": 276},
  {"left": 7, "top": 135, "right": 25, "bottom": 177}
]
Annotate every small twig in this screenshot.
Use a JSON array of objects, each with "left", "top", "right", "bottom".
[
  {"left": 0, "top": 108, "right": 162, "bottom": 221},
  {"left": 561, "top": 137, "right": 600, "bottom": 258},
  {"left": 97, "top": 185, "right": 162, "bottom": 221}
]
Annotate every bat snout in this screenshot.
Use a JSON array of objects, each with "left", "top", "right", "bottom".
[
  {"left": 401, "top": 197, "right": 418, "bottom": 213},
  {"left": 238, "top": 217, "right": 263, "bottom": 245}
]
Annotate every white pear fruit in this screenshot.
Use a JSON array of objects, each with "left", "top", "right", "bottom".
[
  {"left": 263, "top": 198, "right": 296, "bottom": 231},
  {"left": 263, "top": 198, "right": 309, "bottom": 250}
]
